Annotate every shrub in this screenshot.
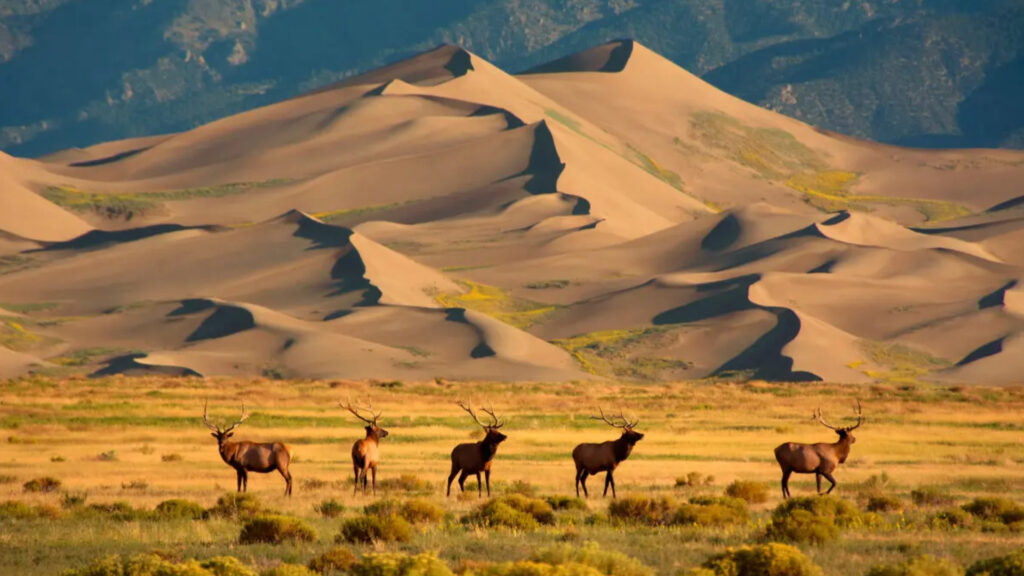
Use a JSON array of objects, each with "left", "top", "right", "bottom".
[
  {"left": 309, "top": 547, "right": 357, "bottom": 575},
  {"left": 155, "top": 499, "right": 206, "bottom": 520},
  {"left": 23, "top": 476, "right": 61, "bottom": 493},
  {"left": 239, "top": 515, "right": 317, "bottom": 545},
  {"left": 63, "top": 553, "right": 212, "bottom": 576},
  {"left": 86, "top": 501, "right": 147, "bottom": 521},
  {"left": 61, "top": 491, "right": 88, "bottom": 509},
  {"left": 338, "top": 514, "right": 413, "bottom": 544},
  {"left": 365, "top": 498, "right": 444, "bottom": 524},
  {"left": 301, "top": 478, "right": 330, "bottom": 491},
  {"left": 531, "top": 542, "right": 655, "bottom": 576},
  {"left": 161, "top": 453, "right": 184, "bottom": 462},
  {"left": 962, "top": 497, "right": 1024, "bottom": 525},
  {"left": 315, "top": 499, "right": 345, "bottom": 519},
  {"left": 676, "top": 472, "right": 714, "bottom": 488},
  {"left": 866, "top": 494, "right": 903, "bottom": 513},
  {"left": 121, "top": 480, "right": 149, "bottom": 491},
  {"left": 607, "top": 495, "right": 676, "bottom": 526},
  {"left": 0, "top": 474, "right": 17, "bottom": 484},
  {"left": 504, "top": 480, "right": 538, "bottom": 496},
  {"left": 465, "top": 495, "right": 555, "bottom": 530},
  {"left": 725, "top": 480, "right": 770, "bottom": 504},
  {"left": 207, "top": 493, "right": 263, "bottom": 519},
  {"left": 764, "top": 497, "right": 859, "bottom": 544},
  {"left": 930, "top": 507, "right": 974, "bottom": 530},
  {"left": 377, "top": 474, "right": 433, "bottom": 494},
  {"left": 673, "top": 497, "right": 749, "bottom": 527},
  {"left": 97, "top": 450, "right": 118, "bottom": 462},
  {"left": 349, "top": 553, "right": 454, "bottom": 576},
  {"left": 474, "top": 561, "right": 603, "bottom": 576},
  {"left": 866, "top": 555, "right": 964, "bottom": 576},
  {"left": 202, "top": 556, "right": 259, "bottom": 576},
  {"left": 911, "top": 486, "right": 955, "bottom": 507},
  {"left": 262, "top": 565, "right": 317, "bottom": 576},
  {"left": 697, "top": 543, "right": 823, "bottom": 576},
  {"left": 546, "top": 496, "right": 588, "bottom": 511},
  {"left": 0, "top": 500, "right": 39, "bottom": 519},
  {"left": 966, "top": 549, "right": 1024, "bottom": 576}
]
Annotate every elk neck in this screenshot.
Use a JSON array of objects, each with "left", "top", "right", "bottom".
[
  {"left": 612, "top": 436, "right": 635, "bottom": 463},
  {"left": 217, "top": 439, "right": 240, "bottom": 464},
  {"left": 833, "top": 434, "right": 854, "bottom": 464},
  {"left": 479, "top": 436, "right": 500, "bottom": 461}
]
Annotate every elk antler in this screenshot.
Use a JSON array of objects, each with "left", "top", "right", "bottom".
[
  {"left": 202, "top": 400, "right": 220, "bottom": 432},
  {"left": 457, "top": 400, "right": 490, "bottom": 429},
  {"left": 481, "top": 404, "right": 504, "bottom": 429},
  {"left": 340, "top": 396, "right": 381, "bottom": 425},
  {"left": 591, "top": 407, "right": 637, "bottom": 430},
  {"left": 847, "top": 399, "right": 863, "bottom": 431},
  {"left": 222, "top": 402, "right": 250, "bottom": 434},
  {"left": 813, "top": 406, "right": 839, "bottom": 431}
]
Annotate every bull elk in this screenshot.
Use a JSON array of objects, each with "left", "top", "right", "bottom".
[
  {"left": 203, "top": 402, "right": 293, "bottom": 496},
  {"left": 446, "top": 401, "right": 507, "bottom": 497},
  {"left": 572, "top": 408, "right": 644, "bottom": 498},
  {"left": 341, "top": 397, "right": 389, "bottom": 496},
  {"left": 774, "top": 400, "right": 863, "bottom": 499}
]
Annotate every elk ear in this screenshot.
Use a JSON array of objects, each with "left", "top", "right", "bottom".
[
  {"left": 210, "top": 432, "right": 218, "bottom": 439},
  {"left": 226, "top": 432, "right": 234, "bottom": 438}
]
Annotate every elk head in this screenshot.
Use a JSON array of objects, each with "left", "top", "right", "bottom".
[
  {"left": 340, "top": 397, "right": 388, "bottom": 440},
  {"left": 458, "top": 400, "right": 506, "bottom": 445},
  {"left": 813, "top": 399, "right": 862, "bottom": 446},
  {"left": 203, "top": 401, "right": 250, "bottom": 452},
  {"left": 592, "top": 407, "right": 643, "bottom": 444}
]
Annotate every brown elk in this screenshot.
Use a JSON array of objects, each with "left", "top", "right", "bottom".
[
  {"left": 341, "top": 397, "right": 388, "bottom": 496},
  {"left": 774, "top": 400, "right": 863, "bottom": 499},
  {"left": 203, "top": 402, "right": 293, "bottom": 496},
  {"left": 572, "top": 408, "right": 644, "bottom": 498},
  {"left": 446, "top": 401, "right": 507, "bottom": 497}
]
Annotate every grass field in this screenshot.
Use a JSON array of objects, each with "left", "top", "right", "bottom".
[{"left": 2, "top": 375, "right": 1023, "bottom": 575}]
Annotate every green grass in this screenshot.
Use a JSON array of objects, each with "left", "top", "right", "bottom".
[
  {"left": 0, "top": 319, "right": 60, "bottom": 351},
  {"left": 48, "top": 347, "right": 139, "bottom": 367},
  {"left": 627, "top": 145, "right": 686, "bottom": 192},
  {"left": 551, "top": 327, "right": 688, "bottom": 378},
  {"left": 860, "top": 340, "right": 953, "bottom": 384},
  {"left": 312, "top": 200, "right": 419, "bottom": 224}
]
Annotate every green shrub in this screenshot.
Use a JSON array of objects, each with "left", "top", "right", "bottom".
[
  {"left": 365, "top": 498, "right": 444, "bottom": 524},
  {"left": 531, "top": 542, "right": 655, "bottom": 576},
  {"left": 61, "top": 491, "right": 88, "bottom": 509},
  {"left": 866, "top": 494, "right": 903, "bottom": 513},
  {"left": 546, "top": 496, "right": 588, "bottom": 511},
  {"left": 607, "top": 495, "right": 676, "bottom": 526},
  {"left": 764, "top": 497, "right": 859, "bottom": 544},
  {"left": 504, "top": 480, "right": 538, "bottom": 496},
  {"left": 725, "top": 481, "right": 770, "bottom": 504},
  {"left": 85, "top": 501, "right": 148, "bottom": 521},
  {"left": 377, "top": 474, "right": 433, "bottom": 494},
  {"left": 202, "top": 556, "right": 259, "bottom": 576},
  {"left": 62, "top": 553, "right": 212, "bottom": 576},
  {"left": 465, "top": 495, "right": 556, "bottom": 530},
  {"left": 0, "top": 500, "right": 39, "bottom": 519},
  {"left": 962, "top": 498, "right": 1024, "bottom": 525},
  {"left": 155, "top": 499, "right": 206, "bottom": 520},
  {"left": 239, "top": 515, "right": 317, "bottom": 545},
  {"left": 315, "top": 499, "right": 345, "bottom": 519},
  {"left": 696, "top": 543, "right": 823, "bottom": 576},
  {"left": 866, "top": 555, "right": 964, "bottom": 576},
  {"left": 911, "top": 486, "right": 955, "bottom": 507},
  {"left": 349, "top": 553, "right": 453, "bottom": 576},
  {"left": 930, "top": 507, "right": 975, "bottom": 530},
  {"left": 338, "top": 514, "right": 413, "bottom": 544},
  {"left": 474, "top": 562, "right": 604, "bottom": 576},
  {"left": 23, "top": 476, "right": 61, "bottom": 493},
  {"left": 262, "top": 565, "right": 317, "bottom": 576},
  {"left": 966, "top": 549, "right": 1024, "bottom": 576},
  {"left": 309, "top": 547, "right": 357, "bottom": 575},
  {"left": 673, "top": 496, "right": 749, "bottom": 527},
  {"left": 207, "top": 493, "right": 263, "bottom": 519},
  {"left": 676, "top": 472, "right": 714, "bottom": 488}
]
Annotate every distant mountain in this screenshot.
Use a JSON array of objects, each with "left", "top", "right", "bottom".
[{"left": 2, "top": 0, "right": 1022, "bottom": 156}]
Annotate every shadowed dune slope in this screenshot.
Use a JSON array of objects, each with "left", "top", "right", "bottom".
[{"left": 0, "top": 42, "right": 1022, "bottom": 383}]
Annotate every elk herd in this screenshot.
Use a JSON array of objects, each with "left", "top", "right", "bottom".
[{"left": 201, "top": 398, "right": 865, "bottom": 500}]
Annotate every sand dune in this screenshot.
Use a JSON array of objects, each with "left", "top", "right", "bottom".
[{"left": 0, "top": 41, "right": 1022, "bottom": 383}]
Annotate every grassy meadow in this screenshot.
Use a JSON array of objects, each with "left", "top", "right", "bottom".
[{"left": 1, "top": 375, "right": 1023, "bottom": 575}]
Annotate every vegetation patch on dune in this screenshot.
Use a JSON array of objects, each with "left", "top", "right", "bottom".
[
  {"left": 860, "top": 340, "right": 952, "bottom": 384},
  {"left": 433, "top": 280, "right": 558, "bottom": 329},
  {"left": 0, "top": 318, "right": 60, "bottom": 351},
  {"left": 551, "top": 327, "right": 692, "bottom": 379},
  {"left": 0, "top": 254, "right": 34, "bottom": 276},
  {"left": 312, "top": 200, "right": 419, "bottom": 224},
  {"left": 42, "top": 180, "right": 287, "bottom": 220}
]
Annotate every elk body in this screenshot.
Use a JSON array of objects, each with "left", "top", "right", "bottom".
[
  {"left": 572, "top": 409, "right": 644, "bottom": 498},
  {"left": 774, "top": 401, "right": 863, "bottom": 499},
  {"left": 446, "top": 401, "right": 506, "bottom": 497},
  {"left": 203, "top": 402, "right": 293, "bottom": 496},
  {"left": 342, "top": 398, "right": 388, "bottom": 496}
]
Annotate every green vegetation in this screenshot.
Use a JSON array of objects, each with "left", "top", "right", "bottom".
[
  {"left": 724, "top": 480, "right": 770, "bottom": 504},
  {"left": 765, "top": 496, "right": 864, "bottom": 544},
  {"left": 154, "top": 499, "right": 206, "bottom": 520},
  {"left": 860, "top": 340, "right": 952, "bottom": 384},
  {"left": 22, "top": 476, "right": 61, "bottom": 493},
  {"left": 0, "top": 254, "right": 33, "bottom": 275},
  {"left": 525, "top": 279, "right": 570, "bottom": 290},
  {"left": 627, "top": 144, "right": 686, "bottom": 192},
  {"left": 551, "top": 327, "right": 692, "bottom": 379},
  {"left": 239, "top": 515, "right": 317, "bottom": 544},
  {"left": 967, "top": 549, "right": 1024, "bottom": 576},
  {"left": 365, "top": 498, "right": 444, "bottom": 525},
  {"left": 49, "top": 347, "right": 135, "bottom": 367},
  {"left": 312, "top": 200, "right": 419, "bottom": 224},
  {"left": 866, "top": 555, "right": 964, "bottom": 576},
  {"left": 694, "top": 543, "right": 822, "bottom": 576},
  {"left": 41, "top": 180, "right": 288, "bottom": 220},
  {"left": 338, "top": 514, "right": 413, "bottom": 544},
  {"left": 464, "top": 495, "right": 556, "bottom": 530},
  {"left": 433, "top": 280, "right": 558, "bottom": 329},
  {"left": 313, "top": 499, "right": 345, "bottom": 518}
]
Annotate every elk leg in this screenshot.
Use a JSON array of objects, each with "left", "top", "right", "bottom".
[
  {"left": 362, "top": 467, "right": 369, "bottom": 494},
  {"left": 823, "top": 471, "right": 837, "bottom": 494},
  {"left": 446, "top": 466, "right": 459, "bottom": 497},
  {"left": 485, "top": 469, "right": 491, "bottom": 497},
  {"left": 279, "top": 466, "right": 292, "bottom": 497},
  {"left": 458, "top": 470, "right": 469, "bottom": 492},
  {"left": 353, "top": 466, "right": 361, "bottom": 496},
  {"left": 815, "top": 473, "right": 822, "bottom": 495},
  {"left": 575, "top": 469, "right": 583, "bottom": 498},
  {"left": 371, "top": 465, "right": 377, "bottom": 496},
  {"left": 608, "top": 472, "right": 617, "bottom": 498},
  {"left": 236, "top": 470, "right": 243, "bottom": 493},
  {"left": 476, "top": 472, "right": 483, "bottom": 497},
  {"left": 781, "top": 469, "right": 792, "bottom": 499},
  {"left": 579, "top": 471, "right": 589, "bottom": 498}
]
